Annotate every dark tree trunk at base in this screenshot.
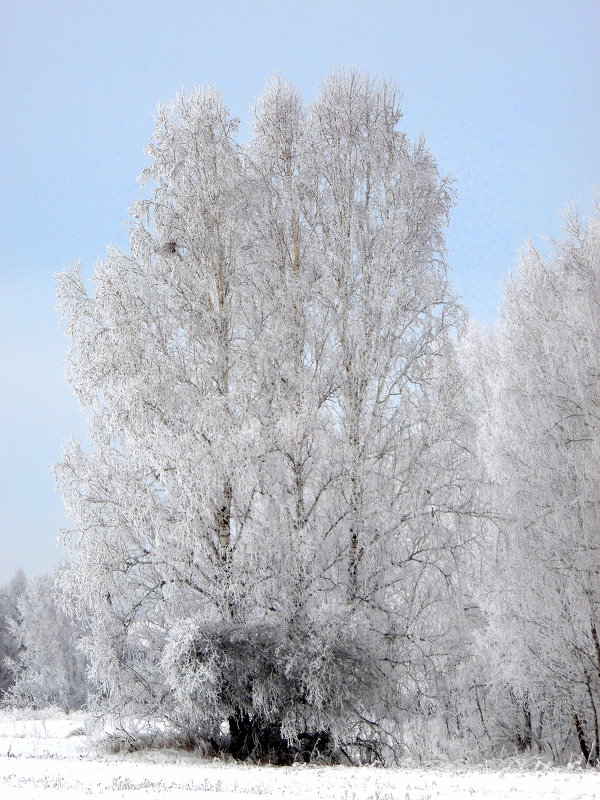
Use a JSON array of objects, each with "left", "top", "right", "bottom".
[
  {"left": 573, "top": 713, "right": 596, "bottom": 765},
  {"left": 226, "top": 713, "right": 335, "bottom": 765}
]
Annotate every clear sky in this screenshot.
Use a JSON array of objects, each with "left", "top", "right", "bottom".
[{"left": 1, "top": 0, "right": 599, "bottom": 584}]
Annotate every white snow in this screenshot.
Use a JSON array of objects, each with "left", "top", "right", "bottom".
[{"left": 0, "top": 710, "right": 597, "bottom": 799}]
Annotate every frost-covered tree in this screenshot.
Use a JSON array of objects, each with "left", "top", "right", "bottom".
[
  {"left": 0, "top": 569, "right": 26, "bottom": 698},
  {"left": 477, "top": 204, "right": 600, "bottom": 763},
  {"left": 56, "top": 70, "right": 477, "bottom": 762},
  {"left": 5, "top": 564, "right": 90, "bottom": 712},
  {"left": 57, "top": 87, "right": 256, "bottom": 734}
]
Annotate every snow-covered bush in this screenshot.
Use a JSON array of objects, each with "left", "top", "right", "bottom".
[{"left": 162, "top": 614, "right": 386, "bottom": 763}]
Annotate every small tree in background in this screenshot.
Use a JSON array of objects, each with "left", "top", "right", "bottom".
[
  {"left": 0, "top": 569, "right": 26, "bottom": 699},
  {"left": 5, "top": 564, "right": 90, "bottom": 712}
]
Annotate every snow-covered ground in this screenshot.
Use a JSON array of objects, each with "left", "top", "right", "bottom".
[{"left": 0, "top": 710, "right": 598, "bottom": 799}]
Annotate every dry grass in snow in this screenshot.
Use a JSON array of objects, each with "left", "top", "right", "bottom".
[{"left": 0, "top": 710, "right": 598, "bottom": 799}]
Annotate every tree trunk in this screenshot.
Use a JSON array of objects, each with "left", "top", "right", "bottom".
[{"left": 573, "top": 712, "right": 595, "bottom": 765}]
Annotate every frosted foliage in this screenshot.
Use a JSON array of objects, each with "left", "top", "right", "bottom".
[
  {"left": 5, "top": 566, "right": 89, "bottom": 712},
  {"left": 0, "top": 570, "right": 26, "bottom": 697},
  {"left": 475, "top": 205, "right": 600, "bottom": 762},
  {"left": 56, "top": 70, "right": 476, "bottom": 760}
]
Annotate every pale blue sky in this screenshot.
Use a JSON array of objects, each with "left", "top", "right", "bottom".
[{"left": 1, "top": 0, "right": 598, "bottom": 583}]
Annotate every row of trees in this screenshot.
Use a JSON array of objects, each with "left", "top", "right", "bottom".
[
  {"left": 2, "top": 70, "right": 597, "bottom": 765},
  {"left": 473, "top": 208, "right": 600, "bottom": 763}
]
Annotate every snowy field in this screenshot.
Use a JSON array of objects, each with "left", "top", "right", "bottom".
[{"left": 0, "top": 711, "right": 598, "bottom": 799}]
